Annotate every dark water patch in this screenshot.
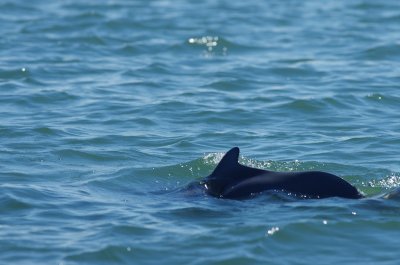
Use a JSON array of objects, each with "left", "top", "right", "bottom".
[
  {"left": 356, "top": 195, "right": 400, "bottom": 215},
  {"left": 65, "top": 35, "right": 107, "bottom": 46},
  {"left": 64, "top": 10, "right": 107, "bottom": 21},
  {"left": 129, "top": 117, "right": 157, "bottom": 126},
  {"left": 96, "top": 116, "right": 157, "bottom": 128},
  {"left": 365, "top": 93, "right": 400, "bottom": 105},
  {"left": 30, "top": 90, "right": 79, "bottom": 105},
  {"left": 21, "top": 18, "right": 95, "bottom": 36},
  {"left": 0, "top": 67, "right": 30, "bottom": 81},
  {"left": 66, "top": 246, "right": 127, "bottom": 265},
  {"left": 0, "top": 2, "right": 41, "bottom": 20},
  {"left": 120, "top": 69, "right": 150, "bottom": 78},
  {"left": 0, "top": 245, "right": 65, "bottom": 265},
  {"left": 320, "top": 96, "right": 353, "bottom": 109},
  {"left": 274, "top": 93, "right": 376, "bottom": 117},
  {"left": 103, "top": 18, "right": 149, "bottom": 34},
  {"left": 0, "top": 95, "right": 37, "bottom": 110},
  {"left": 139, "top": 62, "right": 171, "bottom": 75},
  {"left": 275, "top": 58, "right": 315, "bottom": 65},
  {"left": 32, "top": 64, "right": 113, "bottom": 82},
  {"left": 60, "top": 2, "right": 134, "bottom": 12},
  {"left": 268, "top": 66, "right": 326, "bottom": 78},
  {"left": 0, "top": 194, "right": 32, "bottom": 213},
  {"left": 358, "top": 44, "right": 400, "bottom": 61},
  {"left": 23, "top": 76, "right": 50, "bottom": 86},
  {"left": 112, "top": 224, "right": 156, "bottom": 237},
  {"left": 0, "top": 126, "right": 31, "bottom": 138},
  {"left": 206, "top": 78, "right": 259, "bottom": 92},
  {"left": 62, "top": 135, "right": 153, "bottom": 157},
  {"left": 244, "top": 96, "right": 276, "bottom": 105},
  {"left": 61, "top": 205, "right": 123, "bottom": 223},
  {"left": 22, "top": 55, "right": 83, "bottom": 67},
  {"left": 358, "top": 13, "right": 400, "bottom": 24},
  {"left": 33, "top": 126, "right": 70, "bottom": 137},
  {"left": 159, "top": 206, "right": 233, "bottom": 221},
  {"left": 0, "top": 171, "right": 34, "bottom": 184},
  {"left": 0, "top": 184, "right": 69, "bottom": 214},
  {"left": 352, "top": 2, "right": 400, "bottom": 10},
  {"left": 0, "top": 82, "right": 26, "bottom": 94},
  {"left": 180, "top": 108, "right": 260, "bottom": 126},
  {"left": 53, "top": 149, "right": 133, "bottom": 164},
  {"left": 280, "top": 98, "right": 326, "bottom": 113},
  {"left": 0, "top": 93, "right": 79, "bottom": 117},
  {"left": 114, "top": 44, "right": 140, "bottom": 56},
  {"left": 66, "top": 246, "right": 163, "bottom": 265}
]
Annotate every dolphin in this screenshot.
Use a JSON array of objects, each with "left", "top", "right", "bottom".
[{"left": 200, "top": 147, "right": 363, "bottom": 199}]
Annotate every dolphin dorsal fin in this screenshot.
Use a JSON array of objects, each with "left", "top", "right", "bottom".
[{"left": 212, "top": 147, "right": 240, "bottom": 176}]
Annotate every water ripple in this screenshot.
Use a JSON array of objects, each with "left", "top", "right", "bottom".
[
  {"left": 2, "top": 1, "right": 400, "bottom": 264},
  {"left": 360, "top": 43, "right": 400, "bottom": 61}
]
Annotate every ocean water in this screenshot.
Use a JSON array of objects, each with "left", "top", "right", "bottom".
[{"left": 1, "top": 0, "right": 400, "bottom": 264}]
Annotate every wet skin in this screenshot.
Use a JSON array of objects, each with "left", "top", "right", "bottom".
[{"left": 199, "top": 147, "right": 363, "bottom": 199}]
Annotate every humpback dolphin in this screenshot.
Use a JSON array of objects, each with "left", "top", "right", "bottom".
[{"left": 201, "top": 147, "right": 363, "bottom": 199}]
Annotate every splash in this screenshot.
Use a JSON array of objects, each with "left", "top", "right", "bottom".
[
  {"left": 203, "top": 152, "right": 225, "bottom": 166},
  {"left": 188, "top": 36, "right": 227, "bottom": 56},
  {"left": 266, "top": 226, "right": 280, "bottom": 236},
  {"left": 368, "top": 173, "right": 400, "bottom": 189}
]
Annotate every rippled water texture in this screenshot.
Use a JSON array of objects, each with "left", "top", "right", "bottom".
[{"left": 1, "top": 1, "right": 400, "bottom": 264}]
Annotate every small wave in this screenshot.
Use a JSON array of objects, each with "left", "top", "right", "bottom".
[
  {"left": 0, "top": 2, "right": 39, "bottom": 17},
  {"left": 352, "top": 2, "right": 395, "bottom": 10},
  {"left": 0, "top": 194, "right": 32, "bottom": 212},
  {"left": 268, "top": 66, "right": 326, "bottom": 78},
  {"left": 138, "top": 62, "right": 171, "bottom": 74},
  {"left": 280, "top": 98, "right": 325, "bottom": 113},
  {"left": 53, "top": 149, "right": 127, "bottom": 162},
  {"left": 104, "top": 18, "right": 147, "bottom": 32},
  {"left": 115, "top": 44, "right": 139, "bottom": 56},
  {"left": 0, "top": 67, "right": 30, "bottom": 81},
  {"left": 31, "top": 126, "right": 70, "bottom": 137},
  {"left": 0, "top": 183, "right": 71, "bottom": 214},
  {"left": 67, "top": 35, "right": 107, "bottom": 46},
  {"left": 274, "top": 95, "right": 365, "bottom": 115},
  {"left": 0, "top": 127, "right": 31, "bottom": 138},
  {"left": 162, "top": 206, "right": 232, "bottom": 219},
  {"left": 112, "top": 224, "right": 156, "bottom": 236},
  {"left": 64, "top": 11, "right": 106, "bottom": 21},
  {"left": 1, "top": 90, "right": 79, "bottom": 109},
  {"left": 66, "top": 246, "right": 127, "bottom": 264},
  {"left": 358, "top": 43, "right": 400, "bottom": 61},
  {"left": 365, "top": 93, "right": 400, "bottom": 106},
  {"left": 150, "top": 156, "right": 213, "bottom": 180}
]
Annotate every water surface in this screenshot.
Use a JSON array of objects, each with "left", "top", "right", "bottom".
[{"left": 1, "top": 0, "right": 400, "bottom": 264}]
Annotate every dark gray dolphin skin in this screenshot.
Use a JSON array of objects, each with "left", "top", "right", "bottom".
[{"left": 202, "top": 147, "right": 363, "bottom": 199}]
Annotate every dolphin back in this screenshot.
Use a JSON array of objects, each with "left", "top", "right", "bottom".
[
  {"left": 204, "top": 147, "right": 266, "bottom": 197},
  {"left": 203, "top": 147, "right": 363, "bottom": 200}
]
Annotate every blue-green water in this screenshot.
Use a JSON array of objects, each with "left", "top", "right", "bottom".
[{"left": 1, "top": 0, "right": 400, "bottom": 264}]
